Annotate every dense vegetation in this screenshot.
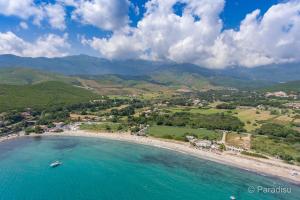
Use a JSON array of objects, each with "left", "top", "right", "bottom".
[
  {"left": 251, "top": 136, "right": 300, "bottom": 162},
  {"left": 0, "top": 81, "right": 99, "bottom": 112},
  {"left": 132, "top": 112, "right": 245, "bottom": 132},
  {"left": 241, "top": 151, "right": 268, "bottom": 159},
  {"left": 216, "top": 103, "right": 236, "bottom": 110},
  {"left": 80, "top": 122, "right": 127, "bottom": 132},
  {"left": 256, "top": 123, "right": 300, "bottom": 141},
  {"left": 263, "top": 80, "right": 300, "bottom": 93},
  {"left": 0, "top": 68, "right": 79, "bottom": 85}
]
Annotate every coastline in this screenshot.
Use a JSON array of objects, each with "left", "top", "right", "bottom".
[{"left": 1, "top": 130, "right": 300, "bottom": 185}]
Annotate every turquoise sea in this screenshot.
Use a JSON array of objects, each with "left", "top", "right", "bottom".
[{"left": 0, "top": 136, "right": 299, "bottom": 200}]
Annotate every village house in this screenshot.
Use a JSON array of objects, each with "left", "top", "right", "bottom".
[
  {"left": 132, "top": 125, "right": 149, "bottom": 136},
  {"left": 256, "top": 105, "right": 267, "bottom": 110},
  {"left": 265, "top": 91, "right": 288, "bottom": 98},
  {"left": 285, "top": 102, "right": 300, "bottom": 109},
  {"left": 265, "top": 91, "right": 297, "bottom": 99},
  {"left": 20, "top": 111, "right": 32, "bottom": 119},
  {"left": 192, "top": 99, "right": 203, "bottom": 107},
  {"left": 186, "top": 135, "right": 196, "bottom": 142}
]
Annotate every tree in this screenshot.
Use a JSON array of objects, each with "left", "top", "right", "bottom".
[
  {"left": 34, "top": 126, "right": 43, "bottom": 134},
  {"left": 219, "top": 144, "right": 226, "bottom": 151}
]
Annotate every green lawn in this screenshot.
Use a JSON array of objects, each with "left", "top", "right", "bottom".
[
  {"left": 80, "top": 122, "right": 127, "bottom": 132},
  {"left": 148, "top": 125, "right": 222, "bottom": 141}
]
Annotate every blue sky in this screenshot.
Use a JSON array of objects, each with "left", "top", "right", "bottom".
[
  {"left": 0, "top": 0, "right": 280, "bottom": 40},
  {"left": 0, "top": 0, "right": 299, "bottom": 68}
]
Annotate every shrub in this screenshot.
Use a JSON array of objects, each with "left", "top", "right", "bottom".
[
  {"left": 216, "top": 103, "right": 236, "bottom": 110},
  {"left": 241, "top": 151, "right": 268, "bottom": 159}
]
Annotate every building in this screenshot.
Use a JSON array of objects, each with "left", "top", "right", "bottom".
[
  {"left": 256, "top": 105, "right": 266, "bottom": 110},
  {"left": 285, "top": 102, "right": 300, "bottom": 109},
  {"left": 265, "top": 91, "right": 288, "bottom": 98},
  {"left": 193, "top": 140, "right": 212, "bottom": 148},
  {"left": 186, "top": 135, "right": 195, "bottom": 141},
  {"left": 133, "top": 125, "right": 149, "bottom": 136},
  {"left": 265, "top": 91, "right": 298, "bottom": 99},
  {"left": 226, "top": 145, "right": 243, "bottom": 152}
]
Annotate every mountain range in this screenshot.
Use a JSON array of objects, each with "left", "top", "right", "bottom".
[{"left": 0, "top": 54, "right": 299, "bottom": 92}]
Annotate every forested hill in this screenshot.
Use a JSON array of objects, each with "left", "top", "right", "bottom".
[
  {"left": 0, "top": 68, "right": 79, "bottom": 85},
  {"left": 217, "top": 63, "right": 300, "bottom": 83},
  {"left": 0, "top": 81, "right": 99, "bottom": 112},
  {"left": 262, "top": 80, "right": 300, "bottom": 93}
]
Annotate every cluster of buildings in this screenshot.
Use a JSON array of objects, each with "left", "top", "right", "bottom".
[
  {"left": 192, "top": 99, "right": 204, "bottom": 106},
  {"left": 131, "top": 124, "right": 149, "bottom": 136},
  {"left": 265, "top": 91, "right": 298, "bottom": 99},
  {"left": 185, "top": 134, "right": 245, "bottom": 153},
  {"left": 284, "top": 102, "right": 300, "bottom": 110},
  {"left": 185, "top": 135, "right": 219, "bottom": 150}
]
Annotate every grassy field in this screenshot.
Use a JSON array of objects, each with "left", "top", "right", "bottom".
[
  {"left": 150, "top": 71, "right": 213, "bottom": 90},
  {"left": 251, "top": 135, "right": 300, "bottom": 161},
  {"left": 0, "top": 81, "right": 99, "bottom": 111},
  {"left": 147, "top": 125, "right": 222, "bottom": 141},
  {"left": 78, "top": 76, "right": 174, "bottom": 97},
  {"left": 166, "top": 106, "right": 226, "bottom": 115},
  {"left": 234, "top": 108, "right": 275, "bottom": 132},
  {"left": 270, "top": 115, "right": 295, "bottom": 125},
  {"left": 80, "top": 122, "right": 127, "bottom": 132},
  {"left": 226, "top": 133, "right": 251, "bottom": 149}
]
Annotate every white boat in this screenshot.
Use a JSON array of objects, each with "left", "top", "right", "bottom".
[
  {"left": 50, "top": 161, "right": 62, "bottom": 168},
  {"left": 230, "top": 196, "right": 236, "bottom": 200}
]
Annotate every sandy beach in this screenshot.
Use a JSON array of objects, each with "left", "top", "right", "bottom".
[{"left": 1, "top": 130, "right": 300, "bottom": 185}]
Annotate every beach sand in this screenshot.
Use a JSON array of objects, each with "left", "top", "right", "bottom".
[{"left": 1, "top": 130, "right": 300, "bottom": 184}]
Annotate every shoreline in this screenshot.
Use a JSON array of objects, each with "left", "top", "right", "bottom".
[{"left": 1, "top": 130, "right": 300, "bottom": 185}]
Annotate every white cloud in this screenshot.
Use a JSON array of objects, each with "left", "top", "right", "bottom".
[
  {"left": 0, "top": 32, "right": 70, "bottom": 57},
  {"left": 0, "top": 0, "right": 66, "bottom": 30},
  {"left": 1, "top": 0, "right": 300, "bottom": 68},
  {"left": 83, "top": 0, "right": 300, "bottom": 68},
  {"left": 83, "top": 0, "right": 224, "bottom": 62},
  {"left": 209, "top": 1, "right": 300, "bottom": 68},
  {"left": 0, "top": 0, "right": 39, "bottom": 19},
  {"left": 71, "top": 0, "right": 130, "bottom": 31},
  {"left": 19, "top": 22, "right": 28, "bottom": 30},
  {"left": 44, "top": 3, "right": 66, "bottom": 30}
]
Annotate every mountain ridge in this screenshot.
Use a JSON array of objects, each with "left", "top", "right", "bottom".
[{"left": 0, "top": 54, "right": 299, "bottom": 84}]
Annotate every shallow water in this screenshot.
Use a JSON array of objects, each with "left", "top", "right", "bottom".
[{"left": 0, "top": 136, "right": 299, "bottom": 200}]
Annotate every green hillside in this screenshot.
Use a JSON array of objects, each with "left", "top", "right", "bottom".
[
  {"left": 78, "top": 72, "right": 216, "bottom": 96},
  {"left": 210, "top": 76, "right": 273, "bottom": 89},
  {"left": 150, "top": 71, "right": 213, "bottom": 90},
  {"left": 0, "top": 81, "right": 99, "bottom": 111},
  {"left": 0, "top": 68, "right": 80, "bottom": 85},
  {"left": 263, "top": 80, "right": 300, "bottom": 92}
]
